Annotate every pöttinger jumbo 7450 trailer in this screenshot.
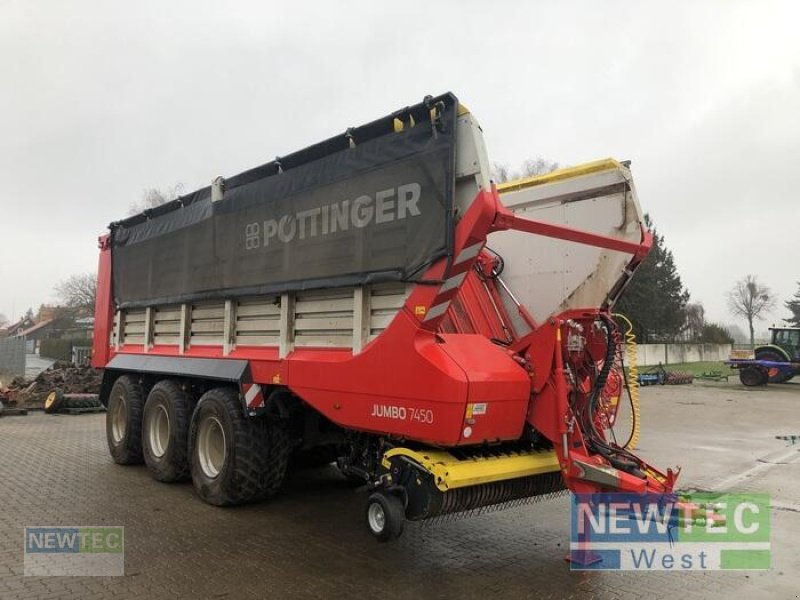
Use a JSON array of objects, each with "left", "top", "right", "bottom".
[{"left": 92, "top": 93, "right": 678, "bottom": 541}]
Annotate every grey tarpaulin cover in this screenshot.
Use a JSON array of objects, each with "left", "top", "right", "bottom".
[{"left": 111, "top": 93, "right": 459, "bottom": 308}]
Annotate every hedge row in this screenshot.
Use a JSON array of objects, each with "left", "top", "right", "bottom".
[{"left": 39, "top": 338, "right": 91, "bottom": 362}]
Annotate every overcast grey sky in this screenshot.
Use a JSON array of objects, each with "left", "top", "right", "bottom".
[{"left": 1, "top": 0, "right": 798, "bottom": 333}]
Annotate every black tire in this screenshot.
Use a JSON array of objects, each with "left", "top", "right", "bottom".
[
  {"left": 739, "top": 366, "right": 767, "bottom": 387},
  {"left": 259, "top": 421, "right": 291, "bottom": 500},
  {"left": 366, "top": 492, "right": 405, "bottom": 542},
  {"left": 63, "top": 397, "right": 101, "bottom": 410},
  {"left": 44, "top": 389, "right": 64, "bottom": 414},
  {"left": 106, "top": 375, "right": 145, "bottom": 464},
  {"left": 188, "top": 388, "right": 290, "bottom": 506},
  {"left": 755, "top": 349, "right": 791, "bottom": 384},
  {"left": 143, "top": 380, "right": 192, "bottom": 483}
]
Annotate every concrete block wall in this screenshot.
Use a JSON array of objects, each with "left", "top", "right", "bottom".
[{"left": 635, "top": 343, "right": 732, "bottom": 366}]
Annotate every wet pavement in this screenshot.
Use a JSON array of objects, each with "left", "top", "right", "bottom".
[{"left": 0, "top": 380, "right": 798, "bottom": 599}]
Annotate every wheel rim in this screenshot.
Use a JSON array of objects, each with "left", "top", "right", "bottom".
[
  {"left": 197, "top": 416, "right": 226, "bottom": 478},
  {"left": 45, "top": 392, "right": 56, "bottom": 409},
  {"left": 147, "top": 404, "right": 170, "bottom": 458},
  {"left": 111, "top": 396, "right": 128, "bottom": 443},
  {"left": 367, "top": 502, "right": 386, "bottom": 534}
]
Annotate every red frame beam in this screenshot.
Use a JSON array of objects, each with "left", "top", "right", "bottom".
[{"left": 492, "top": 205, "right": 652, "bottom": 261}]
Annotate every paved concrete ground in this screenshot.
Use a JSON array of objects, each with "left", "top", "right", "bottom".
[{"left": 1, "top": 380, "right": 798, "bottom": 599}]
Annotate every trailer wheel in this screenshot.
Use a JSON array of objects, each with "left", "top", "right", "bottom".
[
  {"left": 366, "top": 492, "right": 405, "bottom": 542},
  {"left": 44, "top": 389, "right": 64, "bottom": 414},
  {"left": 258, "top": 421, "right": 291, "bottom": 500},
  {"left": 739, "top": 366, "right": 767, "bottom": 387},
  {"left": 755, "top": 349, "right": 791, "bottom": 384},
  {"left": 143, "top": 380, "right": 191, "bottom": 483},
  {"left": 106, "top": 375, "right": 145, "bottom": 464},
  {"left": 189, "top": 387, "right": 288, "bottom": 506}
]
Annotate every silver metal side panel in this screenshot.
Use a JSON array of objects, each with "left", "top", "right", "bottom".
[{"left": 489, "top": 163, "right": 645, "bottom": 323}]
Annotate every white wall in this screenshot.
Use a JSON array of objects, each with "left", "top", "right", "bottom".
[{"left": 633, "top": 343, "right": 732, "bottom": 366}]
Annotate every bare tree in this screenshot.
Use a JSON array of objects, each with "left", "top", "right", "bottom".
[
  {"left": 491, "top": 157, "right": 560, "bottom": 183},
  {"left": 128, "top": 183, "right": 185, "bottom": 216},
  {"left": 684, "top": 302, "right": 705, "bottom": 341},
  {"left": 727, "top": 275, "right": 776, "bottom": 347},
  {"left": 721, "top": 322, "right": 749, "bottom": 344},
  {"left": 786, "top": 281, "right": 800, "bottom": 326},
  {"left": 491, "top": 162, "right": 513, "bottom": 183},
  {"left": 55, "top": 273, "right": 97, "bottom": 314},
  {"left": 520, "top": 157, "right": 560, "bottom": 177}
]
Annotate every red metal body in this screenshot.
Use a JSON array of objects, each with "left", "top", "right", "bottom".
[{"left": 93, "top": 185, "right": 675, "bottom": 496}]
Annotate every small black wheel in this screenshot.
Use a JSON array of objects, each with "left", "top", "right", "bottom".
[
  {"left": 739, "top": 366, "right": 767, "bottom": 387},
  {"left": 366, "top": 492, "right": 405, "bottom": 542},
  {"left": 44, "top": 389, "right": 64, "bottom": 414}
]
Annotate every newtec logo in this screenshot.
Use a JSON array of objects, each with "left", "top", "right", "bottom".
[
  {"left": 24, "top": 527, "right": 124, "bottom": 576},
  {"left": 570, "top": 493, "right": 770, "bottom": 571}
]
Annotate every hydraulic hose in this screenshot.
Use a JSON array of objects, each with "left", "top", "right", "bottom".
[
  {"left": 584, "top": 315, "right": 617, "bottom": 447},
  {"left": 588, "top": 315, "right": 617, "bottom": 425},
  {"left": 578, "top": 314, "right": 646, "bottom": 478},
  {"left": 612, "top": 313, "right": 641, "bottom": 450}
]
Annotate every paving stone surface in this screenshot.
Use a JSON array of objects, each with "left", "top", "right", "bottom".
[{"left": 0, "top": 380, "right": 798, "bottom": 599}]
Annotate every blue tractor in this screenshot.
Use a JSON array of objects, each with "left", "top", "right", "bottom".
[{"left": 727, "top": 327, "right": 800, "bottom": 386}]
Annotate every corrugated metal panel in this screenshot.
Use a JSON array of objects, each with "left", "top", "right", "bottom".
[
  {"left": 117, "top": 284, "right": 408, "bottom": 352},
  {"left": 235, "top": 296, "right": 280, "bottom": 346},
  {"left": 153, "top": 305, "right": 181, "bottom": 345},
  {"left": 122, "top": 309, "right": 146, "bottom": 345},
  {"left": 190, "top": 302, "right": 225, "bottom": 346},
  {"left": 369, "top": 283, "right": 408, "bottom": 341},
  {"left": 294, "top": 289, "right": 354, "bottom": 348}
]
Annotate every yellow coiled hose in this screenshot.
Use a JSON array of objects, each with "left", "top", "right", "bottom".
[{"left": 613, "top": 313, "right": 641, "bottom": 450}]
